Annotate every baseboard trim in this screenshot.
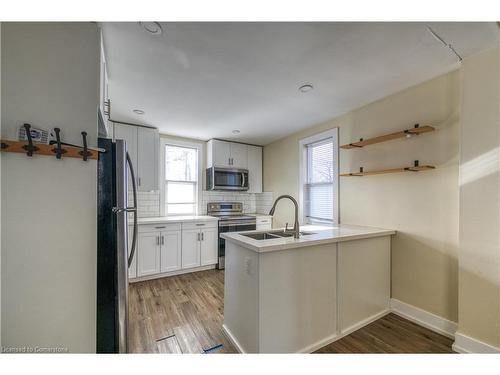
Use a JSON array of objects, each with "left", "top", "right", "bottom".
[
  {"left": 390, "top": 299, "right": 457, "bottom": 339},
  {"left": 129, "top": 264, "right": 216, "bottom": 283},
  {"left": 221, "top": 324, "right": 245, "bottom": 353},
  {"left": 453, "top": 333, "right": 500, "bottom": 353}
]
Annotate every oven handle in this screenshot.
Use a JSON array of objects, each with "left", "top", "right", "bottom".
[{"left": 219, "top": 221, "right": 257, "bottom": 228}]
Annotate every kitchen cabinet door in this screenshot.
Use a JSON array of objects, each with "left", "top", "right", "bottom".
[
  {"left": 160, "top": 230, "right": 182, "bottom": 273},
  {"left": 137, "top": 127, "right": 159, "bottom": 191},
  {"left": 181, "top": 228, "right": 201, "bottom": 269},
  {"left": 230, "top": 142, "right": 248, "bottom": 169},
  {"left": 200, "top": 227, "right": 218, "bottom": 266},
  {"left": 210, "top": 139, "right": 231, "bottom": 167},
  {"left": 113, "top": 123, "right": 138, "bottom": 188},
  {"left": 247, "top": 145, "right": 262, "bottom": 193},
  {"left": 137, "top": 231, "right": 161, "bottom": 277}
]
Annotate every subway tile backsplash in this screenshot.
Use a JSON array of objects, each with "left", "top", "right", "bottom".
[
  {"left": 201, "top": 191, "right": 274, "bottom": 215},
  {"left": 129, "top": 189, "right": 274, "bottom": 218},
  {"left": 128, "top": 190, "right": 161, "bottom": 218}
]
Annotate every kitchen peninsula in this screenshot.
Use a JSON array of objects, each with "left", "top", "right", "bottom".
[{"left": 221, "top": 224, "right": 396, "bottom": 353}]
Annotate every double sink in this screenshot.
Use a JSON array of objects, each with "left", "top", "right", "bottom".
[{"left": 241, "top": 230, "right": 316, "bottom": 241}]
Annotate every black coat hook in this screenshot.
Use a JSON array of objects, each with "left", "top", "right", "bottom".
[
  {"left": 52, "top": 128, "right": 66, "bottom": 159},
  {"left": 79, "top": 131, "right": 92, "bottom": 161},
  {"left": 22, "top": 123, "right": 38, "bottom": 157}
]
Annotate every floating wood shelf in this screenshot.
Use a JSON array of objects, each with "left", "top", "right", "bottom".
[
  {"left": 340, "top": 161, "right": 435, "bottom": 177},
  {"left": 0, "top": 139, "right": 99, "bottom": 160},
  {"left": 340, "top": 124, "right": 435, "bottom": 149}
]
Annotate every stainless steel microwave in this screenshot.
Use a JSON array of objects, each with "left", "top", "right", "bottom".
[{"left": 206, "top": 167, "right": 249, "bottom": 191}]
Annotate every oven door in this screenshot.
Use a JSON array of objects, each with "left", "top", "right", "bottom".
[
  {"left": 208, "top": 167, "right": 249, "bottom": 191},
  {"left": 218, "top": 222, "right": 256, "bottom": 269}
]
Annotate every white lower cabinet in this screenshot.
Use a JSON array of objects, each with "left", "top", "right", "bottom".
[
  {"left": 182, "top": 225, "right": 218, "bottom": 269},
  {"left": 160, "top": 230, "right": 182, "bottom": 273},
  {"left": 137, "top": 231, "right": 161, "bottom": 277},
  {"left": 131, "top": 220, "right": 218, "bottom": 281},
  {"left": 181, "top": 228, "right": 202, "bottom": 269},
  {"left": 200, "top": 227, "right": 218, "bottom": 266}
]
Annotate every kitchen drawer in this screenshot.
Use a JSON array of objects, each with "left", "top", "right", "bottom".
[
  {"left": 182, "top": 221, "right": 218, "bottom": 230},
  {"left": 138, "top": 223, "right": 182, "bottom": 233}
]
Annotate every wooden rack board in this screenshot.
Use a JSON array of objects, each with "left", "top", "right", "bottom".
[
  {"left": 340, "top": 165, "right": 435, "bottom": 177},
  {"left": 340, "top": 124, "right": 435, "bottom": 149},
  {"left": 0, "top": 139, "right": 99, "bottom": 160}
]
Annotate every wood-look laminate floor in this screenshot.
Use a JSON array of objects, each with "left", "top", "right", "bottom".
[{"left": 128, "top": 269, "right": 454, "bottom": 354}]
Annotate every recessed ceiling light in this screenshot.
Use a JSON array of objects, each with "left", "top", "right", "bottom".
[
  {"left": 139, "top": 22, "right": 163, "bottom": 35},
  {"left": 232, "top": 130, "right": 241, "bottom": 134},
  {"left": 299, "top": 84, "right": 314, "bottom": 93},
  {"left": 133, "top": 109, "right": 145, "bottom": 115}
]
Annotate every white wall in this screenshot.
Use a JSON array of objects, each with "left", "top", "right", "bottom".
[
  {"left": 457, "top": 46, "right": 500, "bottom": 349},
  {"left": 264, "top": 71, "right": 460, "bottom": 322},
  {"left": 1, "top": 23, "right": 99, "bottom": 352}
]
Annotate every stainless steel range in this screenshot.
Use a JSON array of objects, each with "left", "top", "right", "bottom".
[{"left": 207, "top": 202, "right": 256, "bottom": 269}]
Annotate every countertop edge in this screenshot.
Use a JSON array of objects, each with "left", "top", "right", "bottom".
[
  {"left": 133, "top": 216, "right": 219, "bottom": 225},
  {"left": 221, "top": 226, "right": 396, "bottom": 253}
]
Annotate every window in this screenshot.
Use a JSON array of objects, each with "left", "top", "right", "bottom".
[
  {"left": 163, "top": 143, "right": 200, "bottom": 216},
  {"left": 299, "top": 129, "right": 338, "bottom": 225}
]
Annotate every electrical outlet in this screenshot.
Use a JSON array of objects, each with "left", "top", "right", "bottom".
[{"left": 244, "top": 257, "right": 251, "bottom": 275}]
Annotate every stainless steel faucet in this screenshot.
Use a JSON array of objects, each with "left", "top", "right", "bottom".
[{"left": 269, "top": 195, "right": 300, "bottom": 239}]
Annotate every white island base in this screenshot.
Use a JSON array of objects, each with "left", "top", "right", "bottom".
[{"left": 221, "top": 225, "right": 395, "bottom": 353}]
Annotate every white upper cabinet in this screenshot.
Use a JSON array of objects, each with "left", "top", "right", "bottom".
[
  {"left": 229, "top": 142, "right": 248, "bottom": 169},
  {"left": 209, "top": 139, "right": 232, "bottom": 167},
  {"left": 207, "top": 139, "right": 248, "bottom": 169},
  {"left": 99, "top": 32, "right": 111, "bottom": 137},
  {"left": 137, "top": 127, "right": 159, "bottom": 192},
  {"left": 247, "top": 145, "right": 263, "bottom": 193},
  {"left": 113, "top": 123, "right": 159, "bottom": 192}
]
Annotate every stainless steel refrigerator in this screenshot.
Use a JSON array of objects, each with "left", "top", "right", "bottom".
[{"left": 96, "top": 137, "right": 138, "bottom": 353}]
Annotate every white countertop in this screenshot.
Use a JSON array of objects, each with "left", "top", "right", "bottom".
[
  {"left": 220, "top": 224, "right": 395, "bottom": 253},
  {"left": 135, "top": 215, "right": 218, "bottom": 225}
]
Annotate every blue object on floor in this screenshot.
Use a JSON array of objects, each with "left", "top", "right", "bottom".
[{"left": 203, "top": 344, "right": 223, "bottom": 353}]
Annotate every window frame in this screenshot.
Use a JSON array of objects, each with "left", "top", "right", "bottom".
[
  {"left": 160, "top": 137, "right": 203, "bottom": 217},
  {"left": 298, "top": 128, "right": 339, "bottom": 226}
]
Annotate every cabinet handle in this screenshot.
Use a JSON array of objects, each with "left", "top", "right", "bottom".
[
  {"left": 155, "top": 226, "right": 166, "bottom": 229},
  {"left": 195, "top": 223, "right": 205, "bottom": 226},
  {"left": 156, "top": 236, "right": 159, "bottom": 245},
  {"left": 137, "top": 177, "right": 141, "bottom": 186},
  {"left": 161, "top": 236, "right": 164, "bottom": 245},
  {"left": 197, "top": 233, "right": 200, "bottom": 241},
  {"left": 201, "top": 232, "right": 204, "bottom": 241}
]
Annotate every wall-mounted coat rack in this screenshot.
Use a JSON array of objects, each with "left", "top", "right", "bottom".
[
  {"left": 340, "top": 160, "right": 435, "bottom": 177},
  {"left": 0, "top": 124, "right": 102, "bottom": 161}
]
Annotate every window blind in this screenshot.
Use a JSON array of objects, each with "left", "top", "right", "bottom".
[{"left": 304, "top": 138, "right": 334, "bottom": 223}]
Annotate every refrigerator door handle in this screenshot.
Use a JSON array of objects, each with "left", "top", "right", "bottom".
[{"left": 126, "top": 152, "right": 138, "bottom": 268}]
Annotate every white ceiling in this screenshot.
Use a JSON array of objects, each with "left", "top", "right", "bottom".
[{"left": 101, "top": 22, "right": 499, "bottom": 145}]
